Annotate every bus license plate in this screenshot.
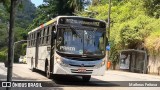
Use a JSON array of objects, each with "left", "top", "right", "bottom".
[{"left": 78, "top": 68, "right": 86, "bottom": 72}]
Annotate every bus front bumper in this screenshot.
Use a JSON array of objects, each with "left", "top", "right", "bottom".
[{"left": 53, "top": 63, "right": 106, "bottom": 76}]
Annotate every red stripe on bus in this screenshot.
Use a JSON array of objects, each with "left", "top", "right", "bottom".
[{"left": 40, "top": 24, "right": 44, "bottom": 28}]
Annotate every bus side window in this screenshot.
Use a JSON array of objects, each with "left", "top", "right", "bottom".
[
  {"left": 33, "top": 32, "right": 36, "bottom": 46},
  {"left": 41, "top": 29, "right": 43, "bottom": 45},
  {"left": 32, "top": 33, "right": 34, "bottom": 46},
  {"left": 31, "top": 33, "right": 33, "bottom": 47},
  {"left": 45, "top": 27, "right": 48, "bottom": 45},
  {"left": 39, "top": 30, "right": 41, "bottom": 45},
  {"left": 41, "top": 29, "right": 44, "bottom": 45},
  {"left": 27, "top": 34, "right": 30, "bottom": 47},
  {"left": 29, "top": 34, "right": 31, "bottom": 47},
  {"left": 34, "top": 32, "right": 37, "bottom": 46},
  {"left": 43, "top": 28, "right": 46, "bottom": 45},
  {"left": 32, "top": 33, "right": 35, "bottom": 47},
  {"left": 48, "top": 25, "right": 52, "bottom": 45},
  {"left": 46, "top": 26, "right": 50, "bottom": 45}
]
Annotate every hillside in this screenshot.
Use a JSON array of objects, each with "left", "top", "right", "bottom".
[{"left": 0, "top": 0, "right": 36, "bottom": 62}]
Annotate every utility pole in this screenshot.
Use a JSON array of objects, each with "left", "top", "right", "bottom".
[
  {"left": 106, "top": 0, "right": 111, "bottom": 70},
  {"left": 7, "top": 0, "right": 17, "bottom": 90},
  {"left": 108, "top": 0, "right": 111, "bottom": 41}
]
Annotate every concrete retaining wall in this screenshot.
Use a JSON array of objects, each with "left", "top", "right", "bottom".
[{"left": 148, "top": 55, "right": 160, "bottom": 75}]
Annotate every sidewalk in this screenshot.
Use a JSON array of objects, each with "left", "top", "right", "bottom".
[{"left": 105, "top": 70, "right": 160, "bottom": 81}]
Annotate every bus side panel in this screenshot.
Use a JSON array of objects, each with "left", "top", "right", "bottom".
[
  {"left": 37, "top": 45, "right": 51, "bottom": 71},
  {"left": 26, "top": 47, "right": 36, "bottom": 68}
]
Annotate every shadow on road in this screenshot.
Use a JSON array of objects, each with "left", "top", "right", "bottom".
[
  {"left": 1, "top": 63, "right": 119, "bottom": 88},
  {"left": 0, "top": 62, "right": 120, "bottom": 87},
  {"left": 30, "top": 69, "right": 119, "bottom": 87},
  {"left": 32, "top": 69, "right": 120, "bottom": 87},
  {"left": 52, "top": 75, "right": 120, "bottom": 87}
]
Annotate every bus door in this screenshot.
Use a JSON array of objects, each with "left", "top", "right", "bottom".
[
  {"left": 50, "top": 25, "right": 56, "bottom": 73},
  {"left": 35, "top": 31, "right": 40, "bottom": 68}
]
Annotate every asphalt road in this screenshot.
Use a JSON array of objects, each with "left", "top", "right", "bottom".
[{"left": 0, "top": 62, "right": 160, "bottom": 90}]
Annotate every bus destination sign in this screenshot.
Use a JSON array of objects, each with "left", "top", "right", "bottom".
[
  {"left": 59, "top": 17, "right": 106, "bottom": 28},
  {"left": 65, "top": 19, "right": 100, "bottom": 26}
]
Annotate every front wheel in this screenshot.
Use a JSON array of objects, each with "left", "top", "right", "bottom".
[
  {"left": 31, "top": 64, "right": 36, "bottom": 72},
  {"left": 45, "top": 65, "right": 52, "bottom": 79},
  {"left": 82, "top": 75, "right": 91, "bottom": 82}
]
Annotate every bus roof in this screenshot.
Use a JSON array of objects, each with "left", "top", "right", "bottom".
[
  {"left": 28, "top": 16, "right": 106, "bottom": 34},
  {"left": 28, "top": 17, "right": 57, "bottom": 34}
]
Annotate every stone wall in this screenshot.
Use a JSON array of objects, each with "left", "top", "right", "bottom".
[{"left": 148, "top": 55, "right": 160, "bottom": 75}]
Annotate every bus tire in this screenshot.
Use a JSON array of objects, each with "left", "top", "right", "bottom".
[
  {"left": 31, "top": 67, "right": 36, "bottom": 72},
  {"left": 45, "top": 63, "right": 52, "bottom": 79},
  {"left": 31, "top": 58, "right": 36, "bottom": 72},
  {"left": 82, "top": 75, "right": 91, "bottom": 82}
]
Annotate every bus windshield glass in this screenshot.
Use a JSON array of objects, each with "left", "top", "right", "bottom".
[{"left": 56, "top": 26, "right": 105, "bottom": 56}]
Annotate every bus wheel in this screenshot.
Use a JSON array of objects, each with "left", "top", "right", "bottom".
[
  {"left": 82, "top": 75, "right": 91, "bottom": 82},
  {"left": 31, "top": 66, "right": 36, "bottom": 72},
  {"left": 45, "top": 65, "right": 52, "bottom": 79},
  {"left": 31, "top": 58, "right": 36, "bottom": 72}
]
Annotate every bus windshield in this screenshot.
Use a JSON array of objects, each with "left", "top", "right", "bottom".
[{"left": 56, "top": 26, "right": 105, "bottom": 57}]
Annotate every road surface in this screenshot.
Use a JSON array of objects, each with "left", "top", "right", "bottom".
[{"left": 0, "top": 62, "right": 160, "bottom": 90}]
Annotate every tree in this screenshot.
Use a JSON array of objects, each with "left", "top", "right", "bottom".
[
  {"left": 0, "top": 0, "right": 10, "bottom": 11},
  {"left": 67, "top": 0, "right": 83, "bottom": 11},
  {"left": 68, "top": 0, "right": 90, "bottom": 11},
  {"left": 15, "top": 0, "right": 36, "bottom": 29},
  {"left": 92, "top": 0, "right": 122, "bottom": 5},
  {"left": 144, "top": 0, "right": 160, "bottom": 18},
  {"left": 77, "top": 0, "right": 160, "bottom": 63},
  {"left": 28, "top": 0, "right": 89, "bottom": 30},
  {"left": 0, "top": 0, "right": 36, "bottom": 62}
]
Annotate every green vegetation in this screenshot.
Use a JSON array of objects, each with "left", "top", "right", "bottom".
[
  {"left": 0, "top": 0, "right": 36, "bottom": 62},
  {"left": 77, "top": 0, "right": 160, "bottom": 64},
  {"left": 0, "top": 0, "right": 90, "bottom": 62},
  {"left": 0, "top": 0, "right": 160, "bottom": 64},
  {"left": 28, "top": 0, "right": 90, "bottom": 30}
]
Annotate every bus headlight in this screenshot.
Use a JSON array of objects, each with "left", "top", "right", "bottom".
[
  {"left": 55, "top": 55, "right": 69, "bottom": 67},
  {"left": 55, "top": 56, "right": 62, "bottom": 64},
  {"left": 101, "top": 59, "right": 105, "bottom": 66},
  {"left": 95, "top": 59, "right": 106, "bottom": 68}
]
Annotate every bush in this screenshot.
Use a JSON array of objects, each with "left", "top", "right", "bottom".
[{"left": 0, "top": 52, "right": 7, "bottom": 62}]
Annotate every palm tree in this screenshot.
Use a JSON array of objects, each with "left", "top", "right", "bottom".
[{"left": 67, "top": 0, "right": 83, "bottom": 11}]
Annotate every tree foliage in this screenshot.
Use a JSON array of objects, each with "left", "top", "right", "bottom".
[
  {"left": 1, "top": 0, "right": 159, "bottom": 63},
  {"left": 144, "top": 0, "right": 160, "bottom": 18},
  {"left": 77, "top": 0, "right": 160, "bottom": 62},
  {"left": 0, "top": 0, "right": 10, "bottom": 11},
  {"left": 28, "top": 0, "right": 74, "bottom": 30},
  {"left": 28, "top": 0, "right": 91, "bottom": 30},
  {"left": 0, "top": 0, "right": 36, "bottom": 62}
]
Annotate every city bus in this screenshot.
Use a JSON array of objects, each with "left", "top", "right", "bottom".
[{"left": 26, "top": 16, "right": 107, "bottom": 81}]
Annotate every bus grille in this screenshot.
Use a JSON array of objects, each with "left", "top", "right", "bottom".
[
  {"left": 69, "top": 64, "right": 95, "bottom": 67},
  {"left": 70, "top": 69, "right": 93, "bottom": 74}
]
